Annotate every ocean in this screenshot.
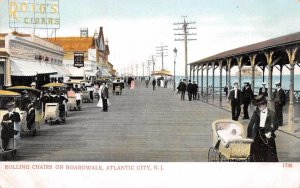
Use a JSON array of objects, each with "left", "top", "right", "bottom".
[{"left": 174, "top": 75, "right": 300, "bottom": 91}]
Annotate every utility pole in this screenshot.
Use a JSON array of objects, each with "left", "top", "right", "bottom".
[
  {"left": 142, "top": 62, "right": 145, "bottom": 77},
  {"left": 174, "top": 16, "right": 197, "bottom": 81},
  {"left": 136, "top": 64, "right": 139, "bottom": 76},
  {"left": 156, "top": 45, "right": 168, "bottom": 70}
]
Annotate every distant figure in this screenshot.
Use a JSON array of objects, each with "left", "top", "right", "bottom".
[
  {"left": 152, "top": 79, "right": 156, "bottom": 90},
  {"left": 227, "top": 82, "right": 242, "bottom": 121},
  {"left": 177, "top": 79, "right": 182, "bottom": 94},
  {"left": 130, "top": 79, "right": 135, "bottom": 90},
  {"left": 180, "top": 79, "right": 187, "bottom": 101},
  {"left": 192, "top": 81, "right": 198, "bottom": 100},
  {"left": 224, "top": 85, "right": 229, "bottom": 96},
  {"left": 187, "top": 80, "right": 193, "bottom": 101},
  {"left": 75, "top": 91, "right": 81, "bottom": 109},
  {"left": 273, "top": 82, "right": 285, "bottom": 126},
  {"left": 259, "top": 82, "right": 268, "bottom": 97},
  {"left": 101, "top": 82, "right": 109, "bottom": 112},
  {"left": 242, "top": 82, "right": 254, "bottom": 119},
  {"left": 145, "top": 79, "right": 149, "bottom": 88}
]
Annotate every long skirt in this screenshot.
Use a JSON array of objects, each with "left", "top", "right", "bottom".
[{"left": 250, "top": 128, "right": 278, "bottom": 162}]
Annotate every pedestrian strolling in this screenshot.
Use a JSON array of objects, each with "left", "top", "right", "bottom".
[
  {"left": 227, "top": 82, "right": 242, "bottom": 121},
  {"left": 101, "top": 82, "right": 109, "bottom": 112},
  {"left": 177, "top": 79, "right": 182, "bottom": 94},
  {"left": 273, "top": 82, "right": 285, "bottom": 126},
  {"left": 247, "top": 95, "right": 279, "bottom": 162},
  {"left": 180, "top": 79, "right": 187, "bottom": 101},
  {"left": 152, "top": 79, "right": 156, "bottom": 90},
  {"left": 259, "top": 82, "right": 268, "bottom": 97},
  {"left": 242, "top": 82, "right": 254, "bottom": 119},
  {"left": 192, "top": 81, "right": 198, "bottom": 100},
  {"left": 187, "top": 80, "right": 193, "bottom": 101}
]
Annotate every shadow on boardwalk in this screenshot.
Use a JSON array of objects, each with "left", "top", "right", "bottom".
[{"left": 16, "top": 80, "right": 300, "bottom": 162}]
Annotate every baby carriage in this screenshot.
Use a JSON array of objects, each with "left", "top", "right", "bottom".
[{"left": 208, "top": 119, "right": 253, "bottom": 162}]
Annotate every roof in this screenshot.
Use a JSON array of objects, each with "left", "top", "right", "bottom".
[
  {"left": 46, "top": 37, "right": 94, "bottom": 51},
  {"left": 191, "top": 31, "right": 300, "bottom": 65}
]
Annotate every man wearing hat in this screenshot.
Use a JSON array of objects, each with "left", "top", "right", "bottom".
[
  {"left": 192, "top": 81, "right": 198, "bottom": 100},
  {"left": 259, "top": 82, "right": 268, "bottom": 97},
  {"left": 187, "top": 80, "right": 193, "bottom": 101},
  {"left": 227, "top": 82, "right": 242, "bottom": 121},
  {"left": 1, "top": 101, "right": 20, "bottom": 151},
  {"left": 242, "top": 82, "right": 254, "bottom": 119},
  {"left": 247, "top": 95, "right": 279, "bottom": 162},
  {"left": 273, "top": 82, "right": 285, "bottom": 126}
]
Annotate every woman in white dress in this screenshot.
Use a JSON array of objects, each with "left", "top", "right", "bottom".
[{"left": 97, "top": 83, "right": 105, "bottom": 108}]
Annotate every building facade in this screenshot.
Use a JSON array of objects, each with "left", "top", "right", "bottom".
[{"left": 0, "top": 31, "right": 66, "bottom": 88}]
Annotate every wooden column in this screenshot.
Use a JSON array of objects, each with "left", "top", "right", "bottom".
[
  {"left": 265, "top": 51, "right": 274, "bottom": 110},
  {"left": 206, "top": 63, "right": 209, "bottom": 103},
  {"left": 219, "top": 61, "right": 223, "bottom": 106},
  {"left": 286, "top": 48, "right": 297, "bottom": 133},
  {"left": 201, "top": 64, "right": 204, "bottom": 99},
  {"left": 212, "top": 62, "right": 215, "bottom": 103},
  {"left": 196, "top": 65, "right": 199, "bottom": 99},
  {"left": 237, "top": 57, "right": 242, "bottom": 90},
  {"left": 250, "top": 55, "right": 257, "bottom": 93},
  {"left": 189, "top": 65, "right": 192, "bottom": 81}
]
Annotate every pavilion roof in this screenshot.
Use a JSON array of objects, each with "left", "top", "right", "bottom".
[{"left": 191, "top": 31, "right": 300, "bottom": 65}]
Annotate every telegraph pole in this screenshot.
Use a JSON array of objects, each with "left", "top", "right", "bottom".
[
  {"left": 174, "top": 16, "right": 197, "bottom": 81},
  {"left": 142, "top": 62, "right": 145, "bottom": 77},
  {"left": 156, "top": 45, "right": 168, "bottom": 70},
  {"left": 136, "top": 64, "right": 139, "bottom": 77}
]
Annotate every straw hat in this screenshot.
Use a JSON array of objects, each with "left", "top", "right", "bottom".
[
  {"left": 252, "top": 95, "right": 267, "bottom": 106},
  {"left": 5, "top": 101, "right": 15, "bottom": 108},
  {"left": 275, "top": 81, "right": 281, "bottom": 86}
]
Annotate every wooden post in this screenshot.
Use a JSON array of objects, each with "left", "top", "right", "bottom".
[
  {"left": 212, "top": 62, "right": 215, "bottom": 103},
  {"left": 219, "top": 61, "right": 223, "bottom": 106},
  {"left": 286, "top": 47, "right": 297, "bottom": 133}
]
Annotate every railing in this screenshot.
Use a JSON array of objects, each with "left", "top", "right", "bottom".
[{"left": 199, "top": 87, "right": 300, "bottom": 103}]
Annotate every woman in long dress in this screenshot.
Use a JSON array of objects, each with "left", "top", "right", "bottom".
[{"left": 96, "top": 83, "right": 105, "bottom": 108}]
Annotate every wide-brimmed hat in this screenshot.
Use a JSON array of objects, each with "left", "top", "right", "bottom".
[
  {"left": 275, "top": 81, "right": 281, "bottom": 86},
  {"left": 244, "top": 82, "right": 250, "bottom": 86},
  {"left": 252, "top": 95, "right": 267, "bottom": 106},
  {"left": 5, "top": 101, "right": 15, "bottom": 108},
  {"left": 262, "top": 82, "right": 266, "bottom": 85}
]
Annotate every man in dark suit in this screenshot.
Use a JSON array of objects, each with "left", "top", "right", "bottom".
[
  {"left": 247, "top": 95, "right": 279, "bottom": 162},
  {"left": 273, "top": 82, "right": 285, "bottom": 126},
  {"left": 227, "top": 82, "right": 242, "bottom": 121},
  {"left": 242, "top": 82, "right": 254, "bottom": 119},
  {"left": 259, "top": 82, "right": 268, "bottom": 97},
  {"left": 1, "top": 101, "right": 21, "bottom": 151},
  {"left": 192, "top": 81, "right": 198, "bottom": 100},
  {"left": 187, "top": 80, "right": 193, "bottom": 101},
  {"left": 152, "top": 79, "right": 156, "bottom": 90},
  {"left": 180, "top": 79, "right": 187, "bottom": 101},
  {"left": 101, "top": 82, "right": 109, "bottom": 112}
]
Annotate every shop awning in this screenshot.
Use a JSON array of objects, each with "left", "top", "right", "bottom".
[
  {"left": 85, "top": 70, "right": 99, "bottom": 77},
  {"left": 100, "top": 68, "right": 111, "bottom": 77},
  {"left": 11, "top": 58, "right": 57, "bottom": 76},
  {"left": 51, "top": 65, "right": 72, "bottom": 77}
]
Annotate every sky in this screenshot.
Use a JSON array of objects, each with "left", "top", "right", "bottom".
[{"left": 1, "top": 0, "right": 300, "bottom": 76}]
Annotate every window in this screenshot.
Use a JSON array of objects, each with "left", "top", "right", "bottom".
[{"left": 0, "top": 40, "right": 5, "bottom": 48}]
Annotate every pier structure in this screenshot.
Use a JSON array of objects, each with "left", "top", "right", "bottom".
[{"left": 190, "top": 32, "right": 300, "bottom": 134}]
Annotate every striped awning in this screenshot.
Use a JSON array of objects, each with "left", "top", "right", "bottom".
[{"left": 10, "top": 58, "right": 57, "bottom": 76}]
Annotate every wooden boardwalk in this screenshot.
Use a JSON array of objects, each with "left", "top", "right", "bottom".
[{"left": 16, "top": 80, "right": 300, "bottom": 162}]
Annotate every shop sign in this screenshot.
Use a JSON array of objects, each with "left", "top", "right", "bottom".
[
  {"left": 9, "top": 0, "right": 60, "bottom": 29},
  {"left": 74, "top": 53, "right": 84, "bottom": 68}
]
